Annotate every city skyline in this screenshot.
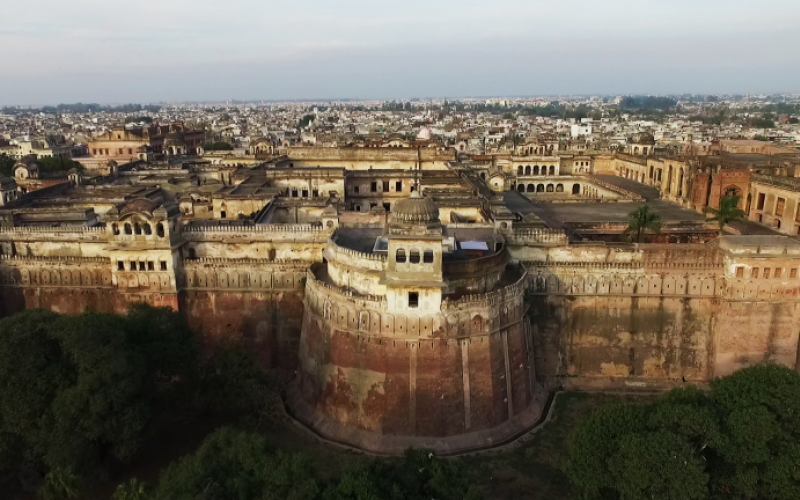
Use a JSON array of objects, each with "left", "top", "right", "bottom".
[{"left": 1, "top": 0, "right": 799, "bottom": 105}]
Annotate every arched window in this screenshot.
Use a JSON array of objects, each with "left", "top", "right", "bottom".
[
  {"left": 517, "top": 166, "right": 523, "bottom": 175},
  {"left": 396, "top": 248, "right": 406, "bottom": 263},
  {"left": 143, "top": 223, "right": 152, "bottom": 235},
  {"left": 572, "top": 184, "right": 580, "bottom": 195},
  {"left": 549, "top": 166, "right": 555, "bottom": 175},
  {"left": 134, "top": 222, "right": 142, "bottom": 235},
  {"left": 156, "top": 222, "right": 165, "bottom": 238},
  {"left": 546, "top": 184, "right": 554, "bottom": 192},
  {"left": 410, "top": 249, "right": 420, "bottom": 264},
  {"left": 423, "top": 250, "right": 434, "bottom": 263},
  {"left": 556, "top": 184, "right": 564, "bottom": 192},
  {"left": 517, "top": 184, "right": 524, "bottom": 192},
  {"left": 537, "top": 184, "right": 545, "bottom": 192},
  {"left": 112, "top": 223, "right": 119, "bottom": 235},
  {"left": 124, "top": 223, "right": 132, "bottom": 235},
  {"left": 525, "top": 165, "right": 531, "bottom": 175},
  {"left": 527, "top": 184, "right": 535, "bottom": 192},
  {"left": 533, "top": 165, "right": 539, "bottom": 175}
]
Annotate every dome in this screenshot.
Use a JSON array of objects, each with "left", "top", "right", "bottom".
[
  {"left": 391, "top": 191, "right": 439, "bottom": 223},
  {"left": 119, "top": 198, "right": 160, "bottom": 218},
  {"left": 416, "top": 126, "right": 432, "bottom": 141}
]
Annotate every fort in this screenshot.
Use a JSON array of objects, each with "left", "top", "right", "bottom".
[{"left": 2, "top": 137, "right": 800, "bottom": 453}]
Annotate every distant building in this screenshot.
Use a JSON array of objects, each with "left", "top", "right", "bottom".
[{"left": 88, "top": 122, "right": 204, "bottom": 161}]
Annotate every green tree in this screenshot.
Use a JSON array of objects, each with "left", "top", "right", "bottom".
[
  {"left": 199, "top": 343, "right": 277, "bottom": 421},
  {"left": 324, "top": 448, "right": 480, "bottom": 500},
  {"left": 149, "top": 427, "right": 319, "bottom": 500},
  {"left": 703, "top": 194, "right": 746, "bottom": 230},
  {"left": 0, "top": 305, "right": 198, "bottom": 481},
  {"left": 36, "top": 157, "right": 83, "bottom": 173},
  {"left": 39, "top": 468, "right": 80, "bottom": 500},
  {"left": 565, "top": 364, "right": 800, "bottom": 500},
  {"left": 624, "top": 205, "right": 662, "bottom": 243},
  {"left": 0, "top": 154, "right": 14, "bottom": 177}
]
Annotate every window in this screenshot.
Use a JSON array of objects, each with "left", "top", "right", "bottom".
[
  {"left": 423, "top": 250, "right": 434, "bottom": 263},
  {"left": 160, "top": 261, "right": 167, "bottom": 271},
  {"left": 757, "top": 193, "right": 765, "bottom": 210},
  {"left": 302, "top": 189, "right": 309, "bottom": 197},
  {"left": 220, "top": 210, "right": 227, "bottom": 218},
  {"left": 395, "top": 181, "right": 402, "bottom": 192},
  {"left": 118, "top": 261, "right": 125, "bottom": 271},
  {"left": 354, "top": 186, "right": 360, "bottom": 194},
  {"left": 396, "top": 249, "right": 406, "bottom": 263},
  {"left": 370, "top": 203, "right": 377, "bottom": 209},
  {"left": 124, "top": 223, "right": 132, "bottom": 235},
  {"left": 410, "top": 249, "right": 420, "bottom": 264},
  {"left": 371, "top": 181, "right": 377, "bottom": 192},
  {"left": 383, "top": 181, "right": 389, "bottom": 192},
  {"left": 775, "top": 268, "right": 782, "bottom": 279},
  {"left": 736, "top": 266, "right": 744, "bottom": 278},
  {"left": 148, "top": 261, "right": 155, "bottom": 271},
  {"left": 776, "top": 198, "right": 786, "bottom": 217},
  {"left": 383, "top": 203, "right": 391, "bottom": 211},
  {"left": 752, "top": 268, "right": 759, "bottom": 279},
  {"left": 408, "top": 292, "right": 419, "bottom": 308},
  {"left": 355, "top": 205, "right": 361, "bottom": 212},
  {"left": 792, "top": 268, "right": 798, "bottom": 279},
  {"left": 138, "top": 261, "right": 145, "bottom": 271},
  {"left": 128, "top": 148, "right": 133, "bottom": 155},
  {"left": 763, "top": 268, "right": 771, "bottom": 279},
  {"left": 156, "top": 223, "right": 165, "bottom": 238},
  {"left": 312, "top": 189, "right": 318, "bottom": 198},
  {"left": 129, "top": 261, "right": 136, "bottom": 271}
]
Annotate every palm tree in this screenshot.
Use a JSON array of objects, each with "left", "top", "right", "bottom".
[
  {"left": 704, "top": 194, "right": 746, "bottom": 231},
  {"left": 39, "top": 468, "right": 80, "bottom": 500},
  {"left": 625, "top": 205, "right": 662, "bottom": 243},
  {"left": 112, "top": 478, "right": 148, "bottom": 500}
]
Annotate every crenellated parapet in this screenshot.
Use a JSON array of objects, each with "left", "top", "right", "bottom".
[{"left": 180, "top": 258, "right": 308, "bottom": 291}]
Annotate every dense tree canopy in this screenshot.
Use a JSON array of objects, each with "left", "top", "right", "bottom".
[
  {"left": 142, "top": 429, "right": 479, "bottom": 500},
  {"left": 150, "top": 428, "right": 319, "bottom": 500},
  {"left": 0, "top": 306, "right": 197, "bottom": 480},
  {"left": 565, "top": 364, "right": 800, "bottom": 500}
]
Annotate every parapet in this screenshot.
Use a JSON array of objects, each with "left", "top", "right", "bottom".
[{"left": 718, "top": 235, "right": 800, "bottom": 257}]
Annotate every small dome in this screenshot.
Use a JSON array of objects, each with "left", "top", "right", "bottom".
[
  {"left": 416, "top": 126, "right": 432, "bottom": 141},
  {"left": 391, "top": 191, "right": 439, "bottom": 223},
  {"left": 119, "top": 198, "right": 160, "bottom": 218}
]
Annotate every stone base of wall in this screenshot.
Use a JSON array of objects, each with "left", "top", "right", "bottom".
[{"left": 284, "top": 380, "right": 549, "bottom": 455}]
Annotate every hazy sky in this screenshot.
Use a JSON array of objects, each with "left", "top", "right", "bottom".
[{"left": 1, "top": 0, "right": 798, "bottom": 104}]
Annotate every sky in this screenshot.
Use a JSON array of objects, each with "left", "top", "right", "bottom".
[{"left": 1, "top": 0, "right": 799, "bottom": 105}]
